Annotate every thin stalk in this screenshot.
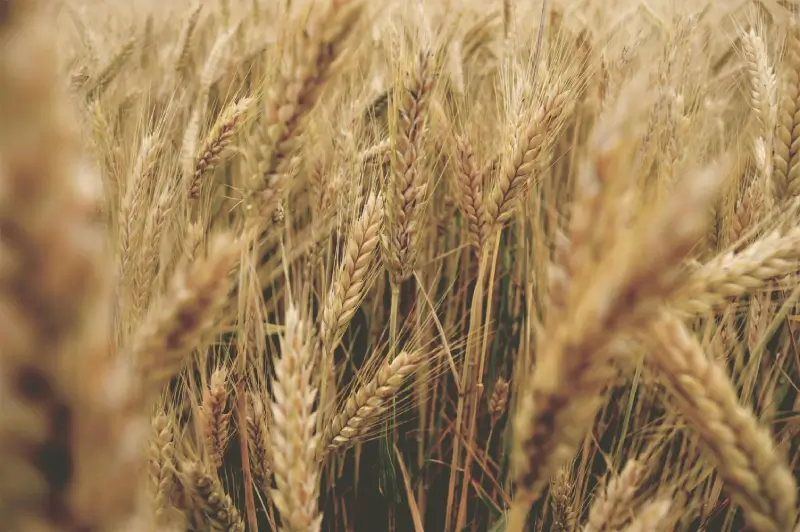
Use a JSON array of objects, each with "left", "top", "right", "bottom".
[
  {"left": 387, "top": 280, "right": 402, "bottom": 530},
  {"left": 390, "top": 281, "right": 401, "bottom": 359},
  {"left": 456, "top": 229, "right": 502, "bottom": 531},
  {"left": 236, "top": 380, "right": 259, "bottom": 532},
  {"left": 446, "top": 247, "right": 490, "bottom": 531},
  {"left": 415, "top": 285, "right": 428, "bottom": 518}
]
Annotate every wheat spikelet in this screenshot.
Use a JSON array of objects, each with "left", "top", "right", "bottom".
[
  {"left": 729, "top": 177, "right": 763, "bottom": 244},
  {"left": 488, "top": 377, "right": 509, "bottom": 427},
  {"left": 621, "top": 499, "right": 672, "bottom": 532},
  {"left": 358, "top": 138, "right": 391, "bottom": 164}
]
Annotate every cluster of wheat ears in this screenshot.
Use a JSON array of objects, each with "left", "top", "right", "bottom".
[{"left": 5, "top": 0, "right": 800, "bottom": 530}]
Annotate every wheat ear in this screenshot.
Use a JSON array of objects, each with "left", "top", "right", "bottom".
[
  {"left": 508, "top": 163, "right": 722, "bottom": 530},
  {"left": 484, "top": 85, "right": 571, "bottom": 233},
  {"left": 130, "top": 235, "right": 241, "bottom": 397},
  {"left": 118, "top": 135, "right": 158, "bottom": 284},
  {"left": 742, "top": 28, "right": 776, "bottom": 181},
  {"left": 382, "top": 49, "right": 435, "bottom": 284},
  {"left": 86, "top": 36, "right": 137, "bottom": 99},
  {"left": 201, "top": 367, "right": 232, "bottom": 470},
  {"left": 246, "top": 392, "right": 272, "bottom": 493},
  {"left": 320, "top": 350, "right": 424, "bottom": 460},
  {"left": 245, "top": 0, "right": 365, "bottom": 221},
  {"left": 672, "top": 226, "right": 800, "bottom": 316},
  {"left": 190, "top": 97, "right": 251, "bottom": 198},
  {"left": 149, "top": 414, "right": 179, "bottom": 524},
  {"left": 452, "top": 132, "right": 487, "bottom": 250},
  {"left": 173, "top": 3, "right": 203, "bottom": 77},
  {"left": 180, "top": 463, "right": 244, "bottom": 532},
  {"left": 320, "top": 192, "right": 384, "bottom": 353},
  {"left": 772, "top": 18, "right": 800, "bottom": 202},
  {"left": 583, "top": 460, "right": 643, "bottom": 532},
  {"left": 0, "top": 2, "right": 141, "bottom": 527},
  {"left": 270, "top": 304, "right": 322, "bottom": 532},
  {"left": 646, "top": 313, "right": 797, "bottom": 532}
]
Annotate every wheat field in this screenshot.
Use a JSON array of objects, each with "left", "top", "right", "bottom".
[{"left": 2, "top": 0, "right": 800, "bottom": 530}]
